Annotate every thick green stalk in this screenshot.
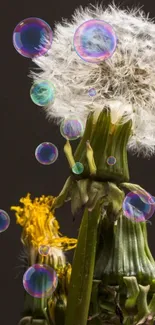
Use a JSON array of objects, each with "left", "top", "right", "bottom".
[
  {"left": 65, "top": 201, "right": 102, "bottom": 325},
  {"left": 63, "top": 108, "right": 133, "bottom": 325},
  {"left": 94, "top": 212, "right": 155, "bottom": 286}
]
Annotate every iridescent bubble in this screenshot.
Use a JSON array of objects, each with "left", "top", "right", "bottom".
[
  {"left": 107, "top": 156, "right": 116, "bottom": 165},
  {"left": 38, "top": 245, "right": 50, "bottom": 256},
  {"left": 13, "top": 17, "right": 53, "bottom": 58},
  {"left": 122, "top": 191, "right": 155, "bottom": 222},
  {"left": 35, "top": 142, "right": 58, "bottom": 165},
  {"left": 60, "top": 117, "right": 84, "bottom": 140},
  {"left": 23, "top": 264, "right": 58, "bottom": 298},
  {"left": 88, "top": 88, "right": 96, "bottom": 97},
  {"left": 73, "top": 19, "right": 117, "bottom": 63},
  {"left": 0, "top": 210, "right": 10, "bottom": 233},
  {"left": 72, "top": 162, "right": 84, "bottom": 175},
  {"left": 30, "top": 80, "right": 55, "bottom": 106}
]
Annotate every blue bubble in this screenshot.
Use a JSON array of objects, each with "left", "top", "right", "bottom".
[
  {"left": 122, "top": 191, "right": 155, "bottom": 222},
  {"left": 13, "top": 17, "right": 53, "bottom": 58},
  {"left": 107, "top": 156, "right": 116, "bottom": 165},
  {"left": 35, "top": 142, "right": 58, "bottom": 165},
  {"left": 30, "top": 80, "right": 55, "bottom": 106},
  {"left": 23, "top": 264, "right": 58, "bottom": 298},
  {"left": 0, "top": 210, "right": 10, "bottom": 233}
]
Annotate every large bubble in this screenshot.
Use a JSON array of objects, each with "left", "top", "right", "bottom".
[
  {"left": 73, "top": 19, "right": 117, "bottom": 63},
  {"left": 13, "top": 17, "right": 53, "bottom": 58},
  {"left": 122, "top": 191, "right": 155, "bottom": 222},
  {"left": 23, "top": 264, "right": 58, "bottom": 298}
]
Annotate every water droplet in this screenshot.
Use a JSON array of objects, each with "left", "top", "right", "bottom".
[
  {"left": 88, "top": 88, "right": 96, "bottom": 96},
  {"left": 30, "top": 80, "right": 55, "bottom": 106},
  {"left": 107, "top": 156, "right": 116, "bottom": 165},
  {"left": 23, "top": 264, "right": 58, "bottom": 298},
  {"left": 0, "top": 210, "right": 10, "bottom": 233},
  {"left": 35, "top": 142, "right": 58, "bottom": 165},
  {"left": 72, "top": 162, "right": 84, "bottom": 175},
  {"left": 13, "top": 17, "right": 53, "bottom": 58},
  {"left": 73, "top": 19, "right": 117, "bottom": 63},
  {"left": 38, "top": 245, "right": 50, "bottom": 256},
  {"left": 122, "top": 191, "right": 155, "bottom": 222},
  {"left": 60, "top": 117, "right": 84, "bottom": 140}
]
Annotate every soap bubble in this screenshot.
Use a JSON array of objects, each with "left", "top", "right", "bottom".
[
  {"left": 107, "top": 156, "right": 116, "bottom": 165},
  {"left": 73, "top": 19, "right": 117, "bottom": 63},
  {"left": 13, "top": 17, "right": 53, "bottom": 58},
  {"left": 88, "top": 88, "right": 96, "bottom": 96},
  {"left": 0, "top": 210, "right": 10, "bottom": 233},
  {"left": 23, "top": 264, "right": 58, "bottom": 298},
  {"left": 72, "top": 162, "right": 84, "bottom": 175},
  {"left": 122, "top": 191, "right": 155, "bottom": 222},
  {"left": 38, "top": 245, "right": 50, "bottom": 256},
  {"left": 60, "top": 117, "right": 84, "bottom": 140},
  {"left": 35, "top": 142, "right": 58, "bottom": 165},
  {"left": 30, "top": 80, "right": 55, "bottom": 106}
]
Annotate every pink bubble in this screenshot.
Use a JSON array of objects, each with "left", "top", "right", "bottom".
[{"left": 73, "top": 19, "right": 117, "bottom": 63}]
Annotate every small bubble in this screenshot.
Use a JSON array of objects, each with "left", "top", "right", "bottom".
[
  {"left": 60, "top": 117, "right": 84, "bottom": 140},
  {"left": 38, "top": 245, "right": 50, "bottom": 256},
  {"left": 23, "top": 264, "right": 58, "bottom": 298},
  {"left": 35, "top": 142, "right": 58, "bottom": 165},
  {"left": 0, "top": 210, "right": 10, "bottom": 233},
  {"left": 88, "top": 88, "right": 96, "bottom": 96},
  {"left": 13, "top": 17, "right": 53, "bottom": 58},
  {"left": 72, "top": 162, "right": 84, "bottom": 175},
  {"left": 73, "top": 19, "right": 117, "bottom": 63},
  {"left": 107, "top": 156, "right": 116, "bottom": 165},
  {"left": 30, "top": 80, "right": 55, "bottom": 106}
]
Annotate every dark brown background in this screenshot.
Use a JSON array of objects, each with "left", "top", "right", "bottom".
[{"left": 1, "top": 0, "right": 155, "bottom": 323}]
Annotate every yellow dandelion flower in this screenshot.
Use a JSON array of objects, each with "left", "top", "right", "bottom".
[{"left": 11, "top": 193, "right": 77, "bottom": 251}]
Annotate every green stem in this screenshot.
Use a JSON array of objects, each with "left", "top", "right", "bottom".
[{"left": 65, "top": 201, "right": 102, "bottom": 325}]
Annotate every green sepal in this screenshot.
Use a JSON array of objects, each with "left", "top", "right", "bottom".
[
  {"left": 123, "top": 276, "right": 139, "bottom": 309},
  {"left": 134, "top": 284, "right": 150, "bottom": 324},
  {"left": 70, "top": 181, "right": 83, "bottom": 215},
  {"left": 53, "top": 176, "right": 73, "bottom": 209}
]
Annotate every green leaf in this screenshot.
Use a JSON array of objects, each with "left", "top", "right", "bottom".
[{"left": 65, "top": 201, "right": 101, "bottom": 325}]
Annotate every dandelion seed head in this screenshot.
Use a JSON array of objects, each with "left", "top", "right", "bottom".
[{"left": 31, "top": 3, "right": 155, "bottom": 157}]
